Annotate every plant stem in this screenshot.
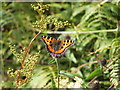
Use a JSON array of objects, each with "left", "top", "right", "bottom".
[
  {"left": 44, "top": 29, "right": 117, "bottom": 34},
  {"left": 15, "top": 31, "right": 41, "bottom": 89},
  {"left": 22, "top": 31, "right": 41, "bottom": 64},
  {"left": 55, "top": 58, "right": 60, "bottom": 89}
]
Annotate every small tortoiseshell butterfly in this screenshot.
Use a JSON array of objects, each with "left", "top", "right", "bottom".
[{"left": 41, "top": 36, "right": 75, "bottom": 58}]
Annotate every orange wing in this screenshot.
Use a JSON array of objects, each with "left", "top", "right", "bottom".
[
  {"left": 55, "top": 40, "right": 75, "bottom": 53},
  {"left": 41, "top": 36, "right": 56, "bottom": 53},
  {"left": 41, "top": 36, "right": 56, "bottom": 46},
  {"left": 41, "top": 36, "right": 75, "bottom": 54}
]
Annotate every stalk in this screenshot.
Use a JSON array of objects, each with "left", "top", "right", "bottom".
[{"left": 55, "top": 58, "right": 60, "bottom": 89}]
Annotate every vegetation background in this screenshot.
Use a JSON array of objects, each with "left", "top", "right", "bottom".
[{"left": 1, "top": 1, "right": 120, "bottom": 89}]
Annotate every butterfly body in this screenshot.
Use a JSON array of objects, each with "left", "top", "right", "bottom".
[
  {"left": 41, "top": 36, "right": 75, "bottom": 58},
  {"left": 51, "top": 41, "right": 62, "bottom": 51}
]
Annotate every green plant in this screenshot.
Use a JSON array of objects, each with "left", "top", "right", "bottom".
[
  {"left": 1, "top": 1, "right": 120, "bottom": 89},
  {"left": 5, "top": 3, "right": 70, "bottom": 88}
]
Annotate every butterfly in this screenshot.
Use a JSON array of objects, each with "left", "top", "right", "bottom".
[{"left": 41, "top": 36, "right": 75, "bottom": 58}]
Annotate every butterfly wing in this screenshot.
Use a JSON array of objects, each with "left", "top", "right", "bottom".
[
  {"left": 41, "top": 36, "right": 75, "bottom": 58},
  {"left": 41, "top": 36, "right": 56, "bottom": 53},
  {"left": 52, "top": 40, "right": 75, "bottom": 58},
  {"left": 55, "top": 40, "right": 75, "bottom": 54}
]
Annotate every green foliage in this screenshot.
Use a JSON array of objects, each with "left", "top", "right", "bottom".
[
  {"left": 9, "top": 44, "right": 25, "bottom": 62},
  {"left": 31, "top": 3, "right": 71, "bottom": 32},
  {"left": 7, "top": 44, "right": 40, "bottom": 87},
  {"left": 28, "top": 66, "right": 57, "bottom": 88},
  {"left": 107, "top": 37, "right": 120, "bottom": 87},
  {"left": 60, "top": 70, "right": 75, "bottom": 78},
  {"left": 1, "top": 1, "right": 120, "bottom": 89},
  {"left": 85, "top": 68, "right": 103, "bottom": 81}
]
